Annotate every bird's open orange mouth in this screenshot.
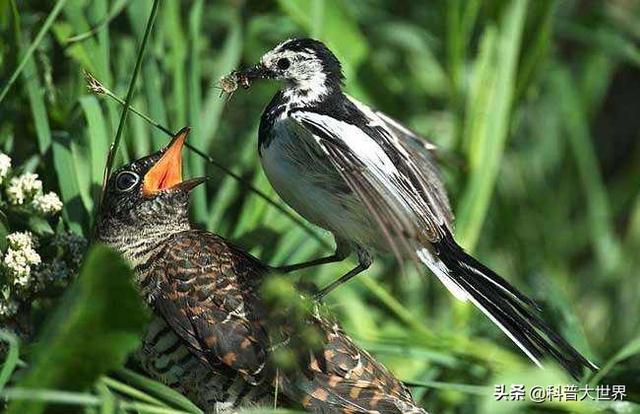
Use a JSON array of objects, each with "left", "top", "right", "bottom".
[{"left": 143, "top": 127, "right": 190, "bottom": 195}]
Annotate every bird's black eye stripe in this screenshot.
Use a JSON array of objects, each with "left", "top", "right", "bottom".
[
  {"left": 115, "top": 171, "right": 140, "bottom": 192},
  {"left": 277, "top": 57, "right": 290, "bottom": 70}
]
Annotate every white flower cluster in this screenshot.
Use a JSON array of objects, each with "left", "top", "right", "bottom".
[
  {"left": 32, "top": 192, "right": 63, "bottom": 215},
  {"left": 0, "top": 152, "right": 10, "bottom": 185},
  {"left": 2, "top": 231, "right": 42, "bottom": 288},
  {"left": 6, "top": 172, "right": 42, "bottom": 205},
  {"left": 0, "top": 152, "right": 80, "bottom": 328},
  {"left": 2, "top": 167, "right": 62, "bottom": 216},
  {"left": 0, "top": 299, "right": 18, "bottom": 318},
  {"left": 7, "top": 231, "right": 34, "bottom": 250}
]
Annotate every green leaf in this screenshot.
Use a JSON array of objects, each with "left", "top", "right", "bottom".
[
  {"left": 79, "top": 96, "right": 110, "bottom": 204},
  {"left": 115, "top": 368, "right": 203, "bottom": 414},
  {"left": 125, "top": 0, "right": 167, "bottom": 151},
  {"left": 551, "top": 68, "right": 623, "bottom": 274},
  {"left": 7, "top": 2, "right": 53, "bottom": 154},
  {"left": 26, "top": 215, "right": 54, "bottom": 236},
  {"left": 186, "top": 0, "right": 207, "bottom": 223},
  {"left": 0, "top": 330, "right": 20, "bottom": 392},
  {"left": 51, "top": 131, "right": 89, "bottom": 233},
  {"left": 589, "top": 335, "right": 640, "bottom": 385},
  {"left": 456, "top": 0, "right": 528, "bottom": 251},
  {"left": 104, "top": 0, "right": 161, "bottom": 197},
  {"left": 52, "top": 21, "right": 96, "bottom": 72},
  {"left": 21, "top": 39, "right": 52, "bottom": 155},
  {"left": 200, "top": 11, "right": 242, "bottom": 146},
  {"left": 0, "top": 0, "right": 69, "bottom": 104},
  {"left": 480, "top": 365, "right": 600, "bottom": 414},
  {"left": 60, "top": 0, "right": 108, "bottom": 79},
  {"left": 5, "top": 244, "right": 149, "bottom": 414}
]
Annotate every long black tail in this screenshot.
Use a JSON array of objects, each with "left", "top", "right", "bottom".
[{"left": 418, "top": 233, "right": 597, "bottom": 380}]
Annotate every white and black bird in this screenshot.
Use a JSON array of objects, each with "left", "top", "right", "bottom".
[{"left": 234, "top": 38, "right": 597, "bottom": 379}]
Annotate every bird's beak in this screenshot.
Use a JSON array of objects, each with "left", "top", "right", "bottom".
[
  {"left": 143, "top": 127, "right": 205, "bottom": 195},
  {"left": 235, "top": 63, "right": 275, "bottom": 87}
]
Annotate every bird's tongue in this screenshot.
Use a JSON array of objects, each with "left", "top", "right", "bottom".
[{"left": 143, "top": 128, "right": 188, "bottom": 195}]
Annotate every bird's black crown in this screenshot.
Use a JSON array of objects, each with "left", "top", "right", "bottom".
[{"left": 279, "top": 38, "right": 344, "bottom": 84}]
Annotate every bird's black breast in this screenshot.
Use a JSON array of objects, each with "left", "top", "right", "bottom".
[
  {"left": 258, "top": 91, "right": 287, "bottom": 152},
  {"left": 259, "top": 88, "right": 349, "bottom": 152}
]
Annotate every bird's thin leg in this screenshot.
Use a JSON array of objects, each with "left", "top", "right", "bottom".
[
  {"left": 314, "top": 249, "right": 372, "bottom": 300},
  {"left": 275, "top": 238, "right": 351, "bottom": 273},
  {"left": 276, "top": 254, "right": 343, "bottom": 273}
]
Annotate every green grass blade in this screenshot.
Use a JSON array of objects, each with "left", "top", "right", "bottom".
[
  {"left": 21, "top": 46, "right": 52, "bottom": 154},
  {"left": 447, "top": 0, "right": 480, "bottom": 118},
  {"left": 95, "top": 381, "right": 117, "bottom": 414},
  {"left": 7, "top": 1, "right": 52, "bottom": 154},
  {"left": 102, "top": 0, "right": 160, "bottom": 207},
  {"left": 403, "top": 379, "right": 488, "bottom": 395},
  {"left": 163, "top": 0, "right": 187, "bottom": 127},
  {"left": 200, "top": 11, "right": 242, "bottom": 146},
  {"left": 514, "top": 0, "right": 555, "bottom": 101},
  {"left": 456, "top": 0, "right": 528, "bottom": 251},
  {"left": 187, "top": 0, "right": 207, "bottom": 222},
  {"left": 51, "top": 131, "right": 89, "bottom": 233},
  {"left": 100, "top": 376, "right": 168, "bottom": 408},
  {"left": 0, "top": 330, "right": 20, "bottom": 392},
  {"left": 61, "top": 0, "right": 106, "bottom": 79},
  {"left": 125, "top": 0, "right": 168, "bottom": 151},
  {"left": 0, "top": 0, "right": 69, "bottom": 104},
  {"left": 2, "top": 388, "right": 101, "bottom": 407},
  {"left": 115, "top": 368, "right": 203, "bottom": 414},
  {"left": 552, "top": 68, "right": 623, "bottom": 274},
  {"left": 70, "top": 130, "right": 95, "bottom": 218},
  {"left": 79, "top": 96, "right": 111, "bottom": 206},
  {"left": 589, "top": 335, "right": 640, "bottom": 385},
  {"left": 65, "top": 0, "right": 129, "bottom": 45}
]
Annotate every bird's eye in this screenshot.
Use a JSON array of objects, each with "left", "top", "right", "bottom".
[
  {"left": 276, "top": 57, "right": 290, "bottom": 70},
  {"left": 115, "top": 171, "right": 139, "bottom": 192}
]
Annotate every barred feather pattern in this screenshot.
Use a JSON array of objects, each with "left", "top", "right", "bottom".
[
  {"left": 136, "top": 316, "right": 274, "bottom": 412},
  {"left": 100, "top": 225, "right": 426, "bottom": 413}
]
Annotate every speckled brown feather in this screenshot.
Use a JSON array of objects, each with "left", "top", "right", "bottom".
[
  {"left": 282, "top": 317, "right": 424, "bottom": 414},
  {"left": 146, "top": 230, "right": 426, "bottom": 413},
  {"left": 96, "top": 141, "right": 426, "bottom": 413},
  {"left": 150, "top": 230, "right": 270, "bottom": 385}
]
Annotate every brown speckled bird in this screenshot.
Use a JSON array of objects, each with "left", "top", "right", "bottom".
[{"left": 96, "top": 127, "right": 427, "bottom": 414}]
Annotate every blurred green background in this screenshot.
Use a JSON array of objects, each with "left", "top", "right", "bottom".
[{"left": 1, "top": 0, "right": 639, "bottom": 412}]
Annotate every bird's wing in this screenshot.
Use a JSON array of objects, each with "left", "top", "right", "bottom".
[
  {"left": 345, "top": 94, "right": 438, "bottom": 152},
  {"left": 150, "top": 232, "right": 428, "bottom": 411},
  {"left": 281, "top": 316, "right": 427, "bottom": 414},
  {"left": 345, "top": 95, "right": 454, "bottom": 227},
  {"left": 289, "top": 108, "right": 448, "bottom": 260},
  {"left": 151, "top": 231, "right": 269, "bottom": 384},
  {"left": 289, "top": 104, "right": 596, "bottom": 380}
]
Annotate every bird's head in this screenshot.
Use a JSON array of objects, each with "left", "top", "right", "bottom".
[
  {"left": 237, "top": 38, "right": 344, "bottom": 102},
  {"left": 96, "top": 127, "right": 204, "bottom": 244}
]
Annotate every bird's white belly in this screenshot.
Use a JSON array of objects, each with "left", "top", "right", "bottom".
[{"left": 260, "top": 124, "right": 375, "bottom": 246}]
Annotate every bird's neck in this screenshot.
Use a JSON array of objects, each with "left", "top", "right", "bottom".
[
  {"left": 281, "top": 77, "right": 341, "bottom": 107},
  {"left": 97, "top": 218, "right": 190, "bottom": 270}
]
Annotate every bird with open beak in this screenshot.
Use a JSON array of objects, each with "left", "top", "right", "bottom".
[{"left": 96, "top": 128, "right": 428, "bottom": 413}]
